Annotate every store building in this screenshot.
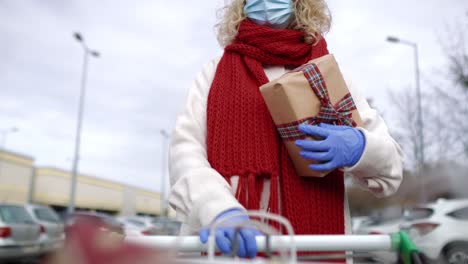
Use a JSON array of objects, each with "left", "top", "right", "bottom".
[{"left": 0, "top": 149, "right": 167, "bottom": 217}]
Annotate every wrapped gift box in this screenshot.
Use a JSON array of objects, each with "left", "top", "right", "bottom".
[{"left": 260, "top": 54, "right": 363, "bottom": 177}]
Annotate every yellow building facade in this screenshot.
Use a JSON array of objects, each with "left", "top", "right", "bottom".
[
  {"left": 0, "top": 150, "right": 34, "bottom": 204},
  {"left": 0, "top": 149, "right": 167, "bottom": 217}
]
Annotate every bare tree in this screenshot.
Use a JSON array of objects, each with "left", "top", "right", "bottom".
[
  {"left": 348, "top": 14, "right": 468, "bottom": 214},
  {"left": 431, "top": 17, "right": 468, "bottom": 157},
  {"left": 388, "top": 87, "right": 420, "bottom": 168},
  {"left": 387, "top": 87, "right": 458, "bottom": 168},
  {"left": 389, "top": 15, "right": 468, "bottom": 168}
]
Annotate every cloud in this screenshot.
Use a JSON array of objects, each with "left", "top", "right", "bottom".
[
  {"left": 0, "top": 0, "right": 225, "bottom": 191},
  {"left": 1, "top": 0, "right": 466, "bottom": 192}
]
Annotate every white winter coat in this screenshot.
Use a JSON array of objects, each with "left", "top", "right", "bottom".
[{"left": 169, "top": 57, "right": 403, "bottom": 236}]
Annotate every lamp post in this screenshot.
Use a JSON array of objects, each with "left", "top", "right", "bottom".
[
  {"left": 160, "top": 129, "right": 170, "bottom": 217},
  {"left": 387, "top": 36, "right": 425, "bottom": 201},
  {"left": 387, "top": 36, "right": 424, "bottom": 168},
  {"left": 0, "top": 127, "right": 19, "bottom": 179},
  {"left": 68, "top": 32, "right": 100, "bottom": 214}
]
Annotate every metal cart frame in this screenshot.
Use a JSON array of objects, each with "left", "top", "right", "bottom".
[{"left": 126, "top": 231, "right": 423, "bottom": 264}]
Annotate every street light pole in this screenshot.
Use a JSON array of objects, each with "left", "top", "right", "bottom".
[
  {"left": 160, "top": 129, "right": 170, "bottom": 217},
  {"left": 387, "top": 36, "right": 425, "bottom": 168},
  {"left": 413, "top": 44, "right": 424, "bottom": 167},
  {"left": 387, "top": 36, "right": 426, "bottom": 202},
  {"left": 68, "top": 32, "right": 100, "bottom": 214}
]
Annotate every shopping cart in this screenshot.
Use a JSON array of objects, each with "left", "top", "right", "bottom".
[
  {"left": 126, "top": 212, "right": 424, "bottom": 264},
  {"left": 127, "top": 232, "right": 422, "bottom": 264}
]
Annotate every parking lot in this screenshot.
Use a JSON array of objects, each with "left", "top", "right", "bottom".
[{"left": 0, "top": 203, "right": 181, "bottom": 264}]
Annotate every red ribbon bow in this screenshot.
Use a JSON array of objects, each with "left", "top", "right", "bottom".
[{"left": 276, "top": 63, "right": 357, "bottom": 141}]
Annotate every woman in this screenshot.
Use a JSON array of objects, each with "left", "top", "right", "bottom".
[{"left": 169, "top": 0, "right": 403, "bottom": 259}]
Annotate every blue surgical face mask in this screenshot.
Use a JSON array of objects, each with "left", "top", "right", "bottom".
[{"left": 244, "top": 0, "right": 294, "bottom": 29}]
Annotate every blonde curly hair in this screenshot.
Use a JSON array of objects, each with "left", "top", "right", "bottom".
[{"left": 215, "top": 0, "right": 332, "bottom": 47}]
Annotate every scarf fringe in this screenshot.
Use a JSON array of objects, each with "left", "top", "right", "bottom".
[
  {"left": 233, "top": 172, "right": 281, "bottom": 233},
  {"left": 235, "top": 172, "right": 262, "bottom": 211}
]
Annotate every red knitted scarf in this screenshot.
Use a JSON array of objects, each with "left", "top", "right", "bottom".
[{"left": 207, "top": 20, "right": 345, "bottom": 235}]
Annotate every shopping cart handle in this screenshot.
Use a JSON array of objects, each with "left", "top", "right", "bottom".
[{"left": 125, "top": 235, "right": 394, "bottom": 253}]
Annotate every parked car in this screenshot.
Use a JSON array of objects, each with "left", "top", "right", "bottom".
[
  {"left": 355, "top": 217, "right": 402, "bottom": 235},
  {"left": 351, "top": 216, "right": 374, "bottom": 234},
  {"left": 354, "top": 206, "right": 404, "bottom": 235},
  {"left": 151, "top": 216, "right": 181, "bottom": 236},
  {"left": 25, "top": 204, "right": 65, "bottom": 254},
  {"left": 0, "top": 203, "right": 42, "bottom": 261},
  {"left": 402, "top": 198, "right": 468, "bottom": 263},
  {"left": 65, "top": 211, "right": 124, "bottom": 235},
  {"left": 117, "top": 216, "right": 159, "bottom": 236},
  {"left": 118, "top": 215, "right": 181, "bottom": 236},
  {"left": 354, "top": 207, "right": 404, "bottom": 263}
]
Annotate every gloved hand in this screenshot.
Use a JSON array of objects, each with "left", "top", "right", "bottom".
[
  {"left": 199, "top": 208, "right": 260, "bottom": 258},
  {"left": 295, "top": 123, "right": 365, "bottom": 171}
]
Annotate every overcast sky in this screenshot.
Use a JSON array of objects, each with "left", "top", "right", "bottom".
[{"left": 1, "top": 0, "right": 467, "bottom": 193}]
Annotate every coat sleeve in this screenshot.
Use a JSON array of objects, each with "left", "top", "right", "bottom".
[
  {"left": 168, "top": 58, "right": 245, "bottom": 233},
  {"left": 344, "top": 85, "right": 404, "bottom": 198}
]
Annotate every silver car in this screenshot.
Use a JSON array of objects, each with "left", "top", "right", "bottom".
[
  {"left": 25, "top": 204, "right": 65, "bottom": 254},
  {"left": 0, "top": 203, "right": 42, "bottom": 261},
  {"left": 151, "top": 216, "right": 181, "bottom": 236},
  {"left": 118, "top": 216, "right": 163, "bottom": 236}
]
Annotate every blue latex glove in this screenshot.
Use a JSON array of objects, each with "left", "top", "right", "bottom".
[
  {"left": 199, "top": 208, "right": 260, "bottom": 258},
  {"left": 295, "top": 123, "right": 365, "bottom": 171}
]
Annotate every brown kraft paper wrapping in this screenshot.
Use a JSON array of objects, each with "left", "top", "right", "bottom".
[{"left": 260, "top": 54, "right": 363, "bottom": 177}]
